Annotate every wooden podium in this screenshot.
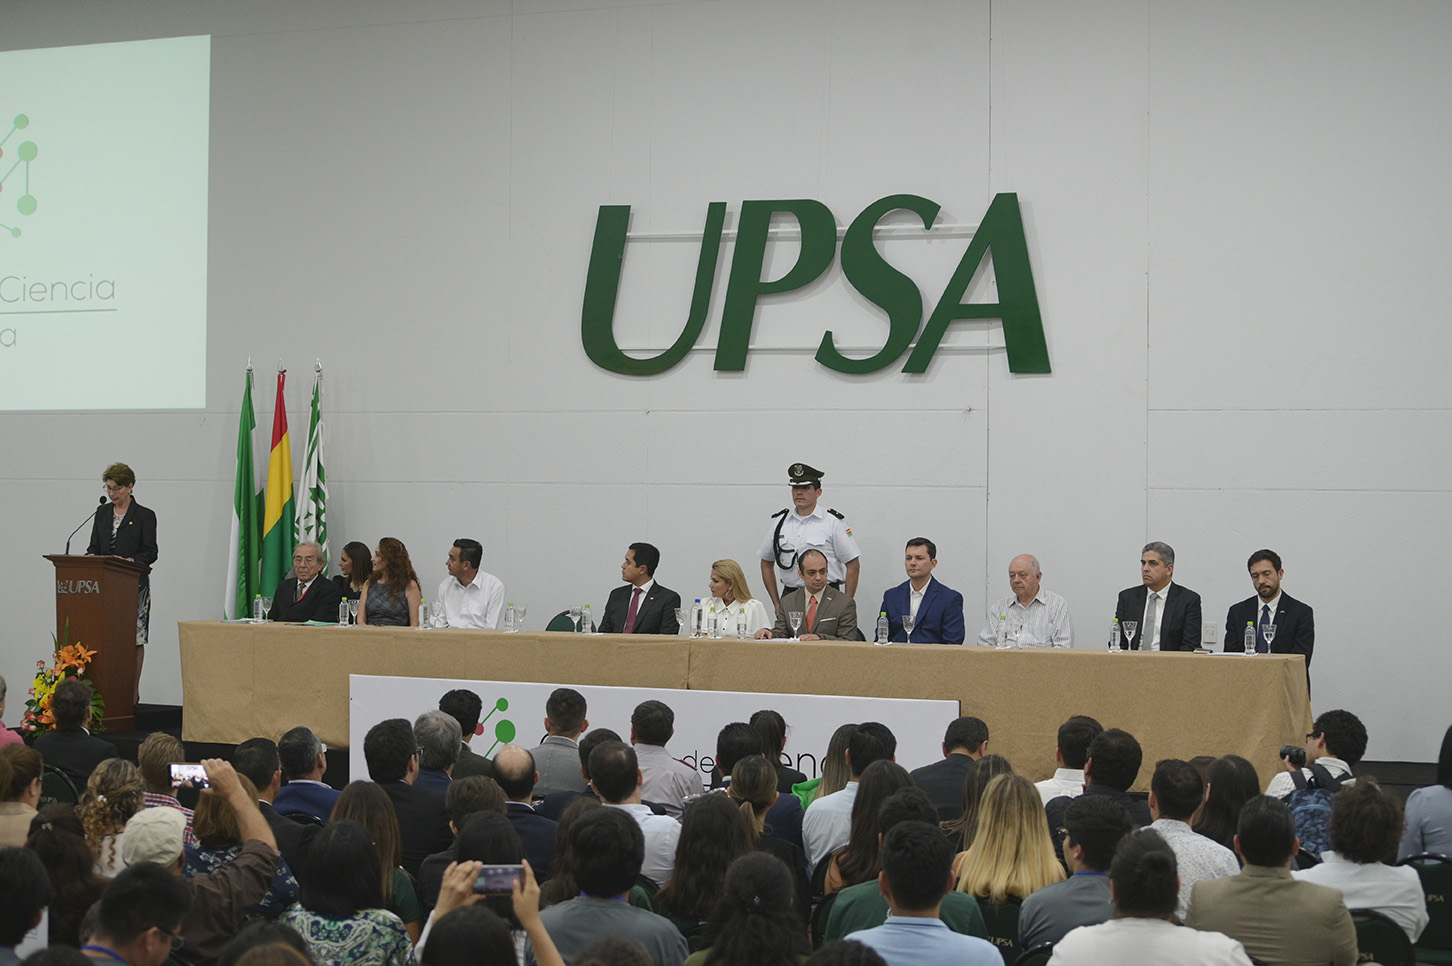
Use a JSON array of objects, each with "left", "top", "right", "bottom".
[{"left": 44, "top": 554, "right": 146, "bottom": 732}]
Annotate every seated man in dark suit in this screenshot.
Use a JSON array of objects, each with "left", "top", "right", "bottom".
[
  {"left": 267, "top": 542, "right": 342, "bottom": 622},
  {"left": 493, "top": 743, "right": 558, "bottom": 878},
  {"left": 439, "top": 688, "right": 496, "bottom": 780},
  {"left": 273, "top": 725, "right": 340, "bottom": 823},
  {"left": 1113, "top": 541, "right": 1202, "bottom": 650},
  {"left": 879, "top": 537, "right": 966, "bottom": 645},
  {"left": 1045, "top": 727, "right": 1151, "bottom": 857},
  {"left": 32, "top": 677, "right": 118, "bottom": 787},
  {"left": 233, "top": 736, "right": 318, "bottom": 877},
  {"left": 416, "top": 776, "right": 507, "bottom": 912},
  {"left": 597, "top": 542, "right": 682, "bottom": 635},
  {"left": 909, "top": 716, "right": 988, "bottom": 823},
  {"left": 1223, "top": 549, "right": 1315, "bottom": 675},
  {"left": 413, "top": 710, "right": 460, "bottom": 793},
  {"left": 364, "top": 717, "right": 454, "bottom": 876}
]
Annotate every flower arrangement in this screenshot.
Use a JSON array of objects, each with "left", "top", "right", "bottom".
[{"left": 22, "top": 624, "right": 105, "bottom": 735}]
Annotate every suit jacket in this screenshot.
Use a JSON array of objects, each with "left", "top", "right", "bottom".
[
  {"left": 381, "top": 780, "right": 455, "bottom": 877},
  {"left": 268, "top": 576, "right": 343, "bottom": 622},
  {"left": 258, "top": 800, "right": 317, "bottom": 878},
  {"left": 32, "top": 727, "right": 120, "bottom": 788},
  {"left": 273, "top": 780, "right": 340, "bottom": 823},
  {"left": 769, "top": 587, "right": 858, "bottom": 641},
  {"left": 1186, "top": 865, "right": 1357, "bottom": 966},
  {"left": 909, "top": 753, "right": 976, "bottom": 823},
  {"left": 598, "top": 581, "right": 682, "bottom": 635},
  {"left": 453, "top": 743, "right": 496, "bottom": 780},
  {"left": 506, "top": 801, "right": 559, "bottom": 878},
  {"left": 880, "top": 577, "right": 966, "bottom": 645},
  {"left": 1046, "top": 785, "right": 1151, "bottom": 858},
  {"left": 1113, "top": 583, "right": 1202, "bottom": 651},
  {"left": 86, "top": 500, "right": 158, "bottom": 586},
  {"left": 1224, "top": 592, "right": 1314, "bottom": 666}
]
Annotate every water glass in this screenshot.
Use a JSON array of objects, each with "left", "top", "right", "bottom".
[
  {"left": 788, "top": 611, "right": 804, "bottom": 640},
  {"left": 259, "top": 597, "right": 273, "bottom": 622},
  {"left": 513, "top": 603, "right": 527, "bottom": 632}
]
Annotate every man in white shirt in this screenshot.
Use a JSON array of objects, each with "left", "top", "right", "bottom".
[
  {"left": 1148, "top": 759, "right": 1241, "bottom": 919},
  {"left": 437, "top": 538, "right": 505, "bottom": 629},
  {"left": 976, "top": 554, "right": 1072, "bottom": 647},
  {"left": 630, "top": 700, "right": 702, "bottom": 818},
  {"left": 588, "top": 739, "right": 681, "bottom": 887},
  {"left": 1035, "top": 715, "right": 1103, "bottom": 806},
  {"left": 803, "top": 722, "right": 896, "bottom": 870},
  {"left": 1266, "top": 709, "right": 1365, "bottom": 799},
  {"left": 759, "top": 463, "right": 861, "bottom": 612}
]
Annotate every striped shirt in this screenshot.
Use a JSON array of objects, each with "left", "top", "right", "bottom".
[{"left": 976, "top": 589, "right": 1073, "bottom": 647}]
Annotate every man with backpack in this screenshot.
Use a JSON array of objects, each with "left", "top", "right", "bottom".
[{"left": 1266, "top": 709, "right": 1367, "bottom": 857}]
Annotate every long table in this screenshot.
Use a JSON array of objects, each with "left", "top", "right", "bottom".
[{"left": 178, "top": 622, "right": 1311, "bottom": 791}]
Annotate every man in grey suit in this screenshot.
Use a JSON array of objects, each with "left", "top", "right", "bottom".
[
  {"left": 756, "top": 549, "right": 858, "bottom": 640},
  {"left": 528, "top": 687, "right": 590, "bottom": 797}
]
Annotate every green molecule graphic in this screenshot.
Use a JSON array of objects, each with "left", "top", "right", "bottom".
[
  {"left": 481, "top": 696, "right": 517, "bottom": 756},
  {"left": 1, "top": 115, "right": 38, "bottom": 237},
  {"left": 18, "top": 142, "right": 36, "bottom": 162}
]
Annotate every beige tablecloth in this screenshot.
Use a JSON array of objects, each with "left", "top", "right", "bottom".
[{"left": 179, "top": 622, "right": 1311, "bottom": 790}]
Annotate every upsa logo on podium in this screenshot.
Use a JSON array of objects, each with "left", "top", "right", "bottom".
[
  {"left": 581, "top": 192, "right": 1050, "bottom": 377},
  {"left": 57, "top": 579, "right": 101, "bottom": 595}
]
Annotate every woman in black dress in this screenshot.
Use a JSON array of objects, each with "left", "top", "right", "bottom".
[{"left": 86, "top": 461, "right": 157, "bottom": 702}]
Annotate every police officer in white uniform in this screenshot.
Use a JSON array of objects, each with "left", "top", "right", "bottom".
[{"left": 758, "top": 463, "right": 861, "bottom": 614}]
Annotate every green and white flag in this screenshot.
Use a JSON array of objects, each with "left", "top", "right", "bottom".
[
  {"left": 224, "top": 367, "right": 262, "bottom": 619},
  {"left": 295, "top": 365, "right": 329, "bottom": 572}
]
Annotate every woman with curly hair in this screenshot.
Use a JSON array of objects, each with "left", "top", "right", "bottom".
[
  {"left": 823, "top": 761, "right": 914, "bottom": 896},
  {"left": 686, "top": 852, "right": 807, "bottom": 966},
  {"left": 333, "top": 541, "right": 374, "bottom": 601},
  {"left": 0, "top": 745, "right": 44, "bottom": 847},
  {"left": 360, "top": 537, "right": 421, "bottom": 627},
  {"left": 186, "top": 771, "right": 300, "bottom": 920},
  {"left": 77, "top": 757, "right": 145, "bottom": 875},
  {"left": 655, "top": 792, "right": 754, "bottom": 941},
  {"left": 953, "top": 772, "right": 1064, "bottom": 904},
  {"left": 331, "top": 781, "right": 423, "bottom": 941},
  {"left": 941, "top": 754, "right": 1013, "bottom": 852},
  {"left": 26, "top": 804, "right": 107, "bottom": 946}
]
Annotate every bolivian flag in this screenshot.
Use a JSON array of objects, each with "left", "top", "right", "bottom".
[{"left": 259, "top": 370, "right": 295, "bottom": 596}]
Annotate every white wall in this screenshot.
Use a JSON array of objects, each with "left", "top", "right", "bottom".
[{"left": 2, "top": 0, "right": 1448, "bottom": 762}]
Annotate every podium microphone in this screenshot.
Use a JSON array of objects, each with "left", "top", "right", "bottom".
[{"left": 65, "top": 497, "right": 107, "bottom": 555}]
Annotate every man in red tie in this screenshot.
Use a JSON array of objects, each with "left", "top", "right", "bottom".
[
  {"left": 757, "top": 548, "right": 859, "bottom": 640},
  {"left": 598, "top": 542, "right": 683, "bottom": 635}
]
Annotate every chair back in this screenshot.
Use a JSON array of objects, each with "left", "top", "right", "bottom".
[
  {"left": 809, "top": 890, "right": 839, "bottom": 949},
  {"left": 279, "top": 810, "right": 327, "bottom": 828},
  {"left": 979, "top": 896, "right": 1021, "bottom": 965},
  {"left": 39, "top": 764, "right": 78, "bottom": 807},
  {"left": 546, "top": 611, "right": 577, "bottom": 632},
  {"left": 1350, "top": 908, "right": 1414, "bottom": 966},
  {"left": 1400, "top": 852, "right": 1452, "bottom": 953},
  {"left": 1013, "top": 943, "right": 1054, "bottom": 966}
]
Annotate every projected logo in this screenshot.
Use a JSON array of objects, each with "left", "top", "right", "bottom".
[
  {"left": 0, "top": 114, "right": 39, "bottom": 238},
  {"left": 478, "top": 696, "right": 516, "bottom": 757}
]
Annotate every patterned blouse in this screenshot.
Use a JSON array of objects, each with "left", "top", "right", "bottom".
[{"left": 279, "top": 906, "right": 412, "bottom": 966}]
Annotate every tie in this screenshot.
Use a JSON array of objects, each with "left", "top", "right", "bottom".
[
  {"left": 1258, "top": 603, "right": 1272, "bottom": 654},
  {"left": 623, "top": 587, "right": 643, "bottom": 634},
  {"left": 296, "top": 581, "right": 309, "bottom": 603},
  {"left": 806, "top": 595, "right": 818, "bottom": 633},
  {"left": 1143, "top": 593, "right": 1159, "bottom": 650}
]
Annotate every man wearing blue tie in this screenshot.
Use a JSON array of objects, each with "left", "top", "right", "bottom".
[
  {"left": 1223, "top": 549, "right": 1315, "bottom": 669},
  {"left": 878, "top": 538, "right": 966, "bottom": 645}
]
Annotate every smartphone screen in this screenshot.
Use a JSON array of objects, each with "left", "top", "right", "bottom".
[
  {"left": 472, "top": 864, "right": 523, "bottom": 894},
  {"left": 169, "top": 762, "right": 209, "bottom": 788}
]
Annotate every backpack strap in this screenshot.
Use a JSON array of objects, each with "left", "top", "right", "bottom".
[
  {"left": 1306, "top": 761, "right": 1348, "bottom": 791},
  {"left": 1289, "top": 768, "right": 1310, "bottom": 792}
]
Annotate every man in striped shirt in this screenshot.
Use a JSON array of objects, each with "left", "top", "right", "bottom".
[{"left": 976, "top": 554, "right": 1074, "bottom": 647}]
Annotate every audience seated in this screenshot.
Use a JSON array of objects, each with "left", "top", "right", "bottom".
[
  {"left": 953, "top": 773, "right": 1065, "bottom": 904},
  {"left": 1192, "top": 755, "right": 1259, "bottom": 852},
  {"left": 589, "top": 740, "right": 681, "bottom": 887},
  {"left": 655, "top": 792, "right": 752, "bottom": 939},
  {"left": 24, "top": 805, "right": 106, "bottom": 947},
  {"left": 413, "top": 711, "right": 461, "bottom": 794},
  {"left": 726, "top": 756, "right": 810, "bottom": 920},
  {"left": 1018, "top": 793, "right": 1134, "bottom": 949},
  {"left": 451, "top": 812, "right": 528, "bottom": 948},
  {"left": 714, "top": 723, "right": 803, "bottom": 853},
  {"left": 135, "top": 733, "right": 199, "bottom": 848},
  {"left": 422, "top": 856, "right": 563, "bottom": 966},
  {"left": 184, "top": 772, "right": 300, "bottom": 922},
  {"left": 533, "top": 808, "right": 688, "bottom": 966},
  {"left": 1185, "top": 795, "right": 1357, "bottom": 966},
  {"left": 330, "top": 781, "right": 424, "bottom": 942},
  {"left": 1267, "top": 708, "right": 1366, "bottom": 799},
  {"left": 32, "top": 679, "right": 118, "bottom": 789},
  {"left": 907, "top": 717, "right": 987, "bottom": 824},
  {"left": 684, "top": 852, "right": 807, "bottom": 966},
  {"left": 844, "top": 821, "right": 999, "bottom": 966},
  {"left": 1049, "top": 828, "right": 1253, "bottom": 965},
  {"left": 824, "top": 761, "right": 913, "bottom": 895},
  {"left": 78, "top": 759, "right": 145, "bottom": 876},
  {"left": 804, "top": 723, "right": 896, "bottom": 870},
  {"left": 215, "top": 922, "right": 314, "bottom": 966},
  {"left": 0, "top": 846, "right": 53, "bottom": 965},
  {"left": 280, "top": 820, "right": 411, "bottom": 966},
  {"left": 1045, "top": 728, "right": 1150, "bottom": 857},
  {"left": 1034, "top": 716, "right": 1102, "bottom": 806},
  {"left": 416, "top": 776, "right": 506, "bottom": 911},
  {"left": 234, "top": 738, "right": 318, "bottom": 878},
  {"left": 824, "top": 787, "right": 987, "bottom": 944},
  {"left": 361, "top": 719, "right": 453, "bottom": 877},
  {"left": 631, "top": 701, "right": 704, "bottom": 818},
  {"left": 84, "top": 863, "right": 193, "bottom": 966},
  {"left": 940, "top": 755, "right": 1012, "bottom": 853},
  {"left": 529, "top": 689, "right": 591, "bottom": 798},
  {"left": 0, "top": 746, "right": 43, "bottom": 848},
  {"left": 535, "top": 728, "right": 622, "bottom": 820},
  {"left": 1146, "top": 758, "right": 1240, "bottom": 919},
  {"left": 1398, "top": 722, "right": 1452, "bottom": 860},
  {"left": 751, "top": 710, "right": 808, "bottom": 795},
  {"left": 273, "top": 727, "right": 340, "bottom": 823},
  {"left": 492, "top": 745, "right": 559, "bottom": 880},
  {"left": 438, "top": 689, "right": 497, "bottom": 781},
  {"left": 795, "top": 724, "right": 854, "bottom": 811},
  {"left": 1294, "top": 777, "right": 1427, "bottom": 941}
]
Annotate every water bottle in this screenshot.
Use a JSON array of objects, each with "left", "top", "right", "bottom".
[
  {"left": 581, "top": 603, "right": 592, "bottom": 635},
  {"left": 707, "top": 603, "right": 721, "bottom": 638},
  {"left": 875, "top": 611, "right": 890, "bottom": 646},
  {"left": 338, "top": 599, "right": 351, "bottom": 625},
  {"left": 1244, "top": 621, "right": 1257, "bottom": 655},
  {"left": 504, "top": 602, "right": 515, "bottom": 633},
  {"left": 996, "top": 615, "right": 1010, "bottom": 649},
  {"left": 737, "top": 608, "right": 749, "bottom": 640},
  {"left": 418, "top": 599, "right": 431, "bottom": 628},
  {"left": 1109, "top": 618, "right": 1120, "bottom": 652},
  {"left": 691, "top": 599, "right": 704, "bottom": 638},
  {"left": 252, "top": 594, "right": 265, "bottom": 622}
]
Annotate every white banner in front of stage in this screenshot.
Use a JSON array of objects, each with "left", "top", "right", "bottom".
[{"left": 348, "top": 675, "right": 959, "bottom": 784}]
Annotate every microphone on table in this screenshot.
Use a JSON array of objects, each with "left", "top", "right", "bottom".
[{"left": 65, "top": 497, "right": 107, "bottom": 554}]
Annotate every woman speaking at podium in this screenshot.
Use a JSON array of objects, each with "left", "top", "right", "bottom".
[{"left": 86, "top": 461, "right": 158, "bottom": 702}]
